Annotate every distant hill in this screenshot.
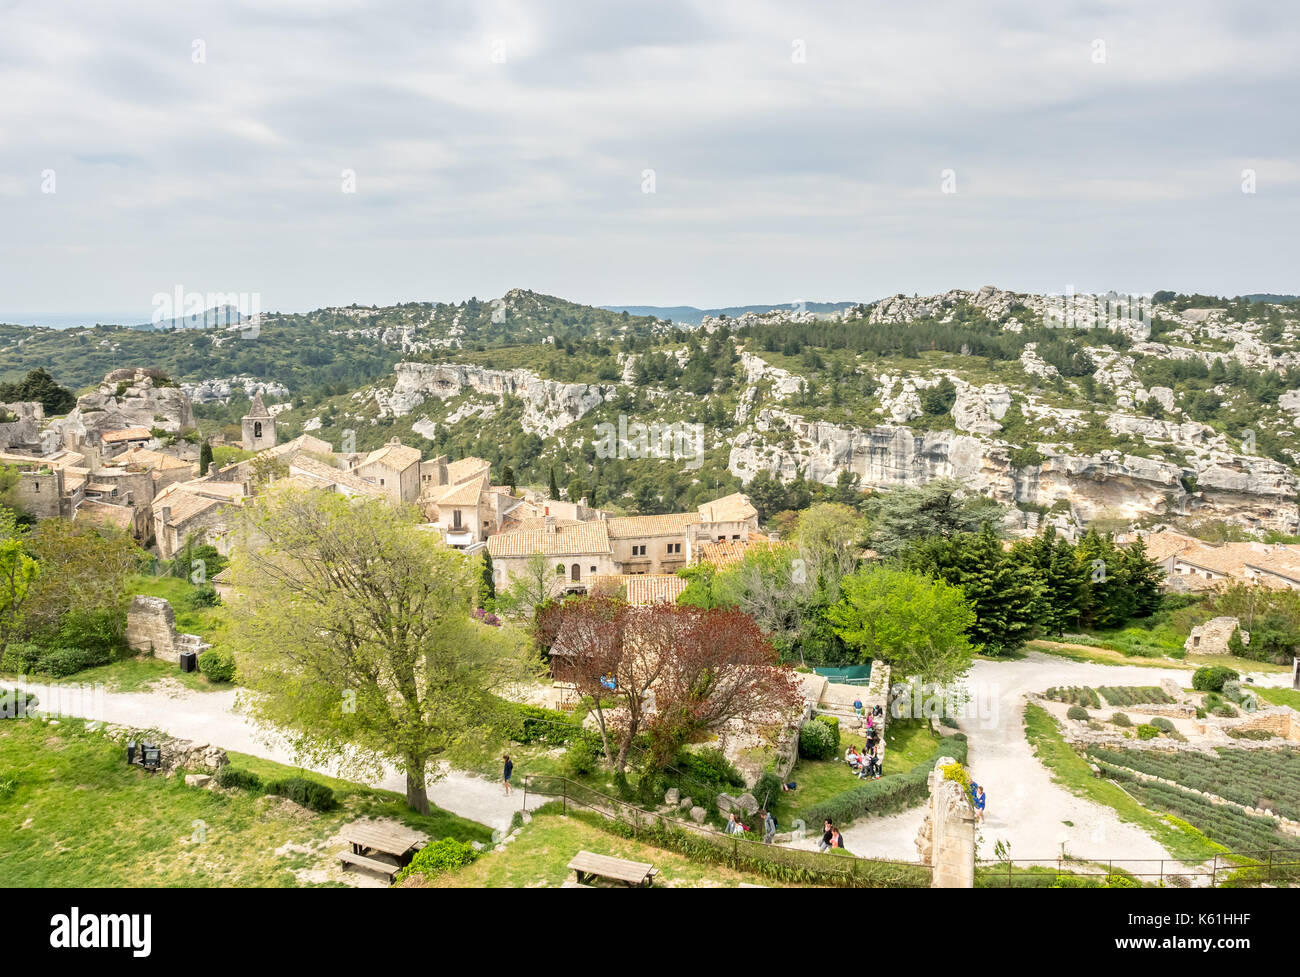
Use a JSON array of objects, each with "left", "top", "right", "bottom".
[
  {"left": 600, "top": 301, "right": 861, "bottom": 326},
  {"left": 1246, "top": 294, "right": 1300, "bottom": 304}
]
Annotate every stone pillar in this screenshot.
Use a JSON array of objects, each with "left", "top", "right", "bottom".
[{"left": 915, "top": 756, "right": 976, "bottom": 888}]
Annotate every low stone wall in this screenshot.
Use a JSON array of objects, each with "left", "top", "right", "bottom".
[
  {"left": 95, "top": 723, "right": 228, "bottom": 776},
  {"left": 1211, "top": 707, "right": 1299, "bottom": 743}
]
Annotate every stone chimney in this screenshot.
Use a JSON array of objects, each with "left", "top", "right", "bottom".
[{"left": 545, "top": 514, "right": 556, "bottom": 534}]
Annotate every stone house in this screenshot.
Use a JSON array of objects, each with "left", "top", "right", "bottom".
[
  {"left": 351, "top": 438, "right": 422, "bottom": 504},
  {"left": 487, "top": 491, "right": 762, "bottom": 593},
  {"left": 151, "top": 477, "right": 249, "bottom": 558}
]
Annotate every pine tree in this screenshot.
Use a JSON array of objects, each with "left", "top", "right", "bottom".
[
  {"left": 479, "top": 551, "right": 496, "bottom": 607},
  {"left": 548, "top": 467, "right": 560, "bottom": 500},
  {"left": 1015, "top": 527, "right": 1086, "bottom": 636},
  {"left": 918, "top": 524, "right": 1044, "bottom": 655}
]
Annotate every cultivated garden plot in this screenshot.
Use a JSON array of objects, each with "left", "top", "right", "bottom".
[
  {"left": 1045, "top": 685, "right": 1175, "bottom": 708},
  {"left": 1087, "top": 745, "right": 1300, "bottom": 823}
]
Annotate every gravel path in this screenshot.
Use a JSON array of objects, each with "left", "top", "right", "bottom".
[
  {"left": 15, "top": 678, "right": 540, "bottom": 833},
  {"left": 793, "top": 652, "right": 1283, "bottom": 867}
]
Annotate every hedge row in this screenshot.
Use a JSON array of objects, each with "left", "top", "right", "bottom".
[
  {"left": 1, "top": 643, "right": 111, "bottom": 678},
  {"left": 803, "top": 734, "right": 968, "bottom": 828},
  {"left": 566, "top": 808, "right": 930, "bottom": 888}
]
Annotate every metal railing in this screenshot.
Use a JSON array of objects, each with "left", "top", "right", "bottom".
[
  {"left": 522, "top": 773, "right": 931, "bottom": 888},
  {"left": 975, "top": 848, "right": 1300, "bottom": 888}
]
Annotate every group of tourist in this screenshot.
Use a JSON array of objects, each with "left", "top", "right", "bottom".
[{"left": 724, "top": 808, "right": 780, "bottom": 844}]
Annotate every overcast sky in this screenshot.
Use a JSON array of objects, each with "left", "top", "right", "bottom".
[{"left": 2, "top": 0, "right": 1297, "bottom": 322}]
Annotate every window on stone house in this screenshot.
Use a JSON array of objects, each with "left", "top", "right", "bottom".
[
  {"left": 453, "top": 509, "right": 462, "bottom": 529},
  {"left": 253, "top": 421, "right": 262, "bottom": 439}
]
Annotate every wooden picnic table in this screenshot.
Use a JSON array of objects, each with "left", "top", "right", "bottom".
[
  {"left": 567, "top": 850, "right": 656, "bottom": 887},
  {"left": 340, "top": 822, "right": 427, "bottom": 860}
]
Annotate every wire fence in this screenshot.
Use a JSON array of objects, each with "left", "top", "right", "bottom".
[
  {"left": 523, "top": 773, "right": 932, "bottom": 888},
  {"left": 975, "top": 848, "right": 1300, "bottom": 888}
]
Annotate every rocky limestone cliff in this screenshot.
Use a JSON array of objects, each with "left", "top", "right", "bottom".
[
  {"left": 375, "top": 362, "right": 615, "bottom": 437},
  {"left": 729, "top": 409, "right": 1299, "bottom": 531},
  {"left": 53, "top": 368, "right": 194, "bottom": 440}
]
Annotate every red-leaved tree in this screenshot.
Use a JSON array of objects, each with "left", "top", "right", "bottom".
[{"left": 538, "top": 596, "right": 802, "bottom": 773}]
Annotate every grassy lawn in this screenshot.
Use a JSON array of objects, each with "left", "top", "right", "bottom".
[
  {"left": 767, "top": 719, "right": 940, "bottom": 827},
  {"left": 1028, "top": 639, "right": 1290, "bottom": 674},
  {"left": 1021, "top": 702, "right": 1220, "bottom": 864},
  {"left": 1255, "top": 686, "right": 1300, "bottom": 710},
  {"left": 426, "top": 808, "right": 793, "bottom": 888},
  {"left": 128, "top": 573, "right": 231, "bottom": 644},
  {"left": 0, "top": 717, "right": 490, "bottom": 887}
]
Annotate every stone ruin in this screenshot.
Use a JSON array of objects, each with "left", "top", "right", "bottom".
[
  {"left": 914, "top": 757, "right": 976, "bottom": 888},
  {"left": 124, "top": 595, "right": 211, "bottom": 664},
  {"left": 1184, "top": 616, "right": 1246, "bottom": 656}
]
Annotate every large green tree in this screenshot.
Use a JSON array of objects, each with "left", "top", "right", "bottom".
[
  {"left": 827, "top": 565, "right": 976, "bottom": 686},
  {"left": 865, "top": 479, "right": 1004, "bottom": 557},
  {"left": 906, "top": 523, "right": 1045, "bottom": 655},
  {"left": 230, "top": 486, "right": 532, "bottom": 813}
]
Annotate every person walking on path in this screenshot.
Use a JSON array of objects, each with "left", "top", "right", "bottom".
[
  {"left": 973, "top": 783, "right": 986, "bottom": 823},
  {"left": 853, "top": 697, "right": 863, "bottom": 718},
  {"left": 725, "top": 812, "right": 745, "bottom": 835},
  {"left": 502, "top": 753, "right": 513, "bottom": 796},
  {"left": 761, "top": 809, "right": 777, "bottom": 844}
]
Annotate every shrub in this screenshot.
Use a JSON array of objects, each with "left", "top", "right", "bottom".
[
  {"left": 1150, "top": 717, "right": 1176, "bottom": 734},
  {"left": 215, "top": 767, "right": 263, "bottom": 791},
  {"left": 752, "top": 771, "right": 784, "bottom": 809},
  {"left": 264, "top": 776, "right": 337, "bottom": 812},
  {"left": 1192, "top": 666, "right": 1239, "bottom": 694},
  {"left": 185, "top": 585, "right": 221, "bottom": 609},
  {"left": 941, "top": 762, "right": 971, "bottom": 796},
  {"left": 669, "top": 746, "right": 746, "bottom": 803},
  {"left": 197, "top": 649, "right": 236, "bottom": 683},
  {"left": 1066, "top": 705, "right": 1090, "bottom": 721},
  {"left": 562, "top": 731, "right": 601, "bottom": 777},
  {"left": 1111, "top": 712, "right": 1132, "bottom": 727},
  {"left": 0, "top": 643, "right": 44, "bottom": 674},
  {"left": 1136, "top": 724, "right": 1160, "bottom": 740},
  {"left": 818, "top": 715, "right": 842, "bottom": 751},
  {"left": 512, "top": 704, "right": 581, "bottom": 746},
  {"left": 34, "top": 646, "right": 110, "bottom": 678},
  {"left": 798, "top": 717, "right": 837, "bottom": 761},
  {"left": 394, "top": 837, "right": 478, "bottom": 885},
  {"left": 1227, "top": 728, "right": 1274, "bottom": 741}
]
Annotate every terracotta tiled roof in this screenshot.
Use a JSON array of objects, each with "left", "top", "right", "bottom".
[
  {"left": 75, "top": 499, "right": 136, "bottom": 529},
  {"left": 359, "top": 440, "right": 422, "bottom": 472},
  {"left": 101, "top": 426, "right": 152, "bottom": 444},
  {"left": 696, "top": 492, "right": 757, "bottom": 524},
  {"left": 117, "top": 447, "right": 195, "bottom": 472},
  {"left": 255, "top": 434, "right": 334, "bottom": 462},
  {"left": 607, "top": 512, "right": 701, "bottom": 538},
  {"left": 1134, "top": 530, "right": 1300, "bottom": 589},
  {"left": 445, "top": 456, "right": 491, "bottom": 484},
  {"left": 487, "top": 520, "right": 612, "bottom": 559},
  {"left": 288, "top": 455, "right": 386, "bottom": 497},
  {"left": 589, "top": 573, "right": 687, "bottom": 605},
  {"left": 435, "top": 475, "right": 487, "bottom": 507}
]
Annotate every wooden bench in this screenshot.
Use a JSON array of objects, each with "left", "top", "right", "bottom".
[
  {"left": 339, "top": 850, "right": 400, "bottom": 883},
  {"left": 567, "top": 850, "right": 656, "bottom": 887}
]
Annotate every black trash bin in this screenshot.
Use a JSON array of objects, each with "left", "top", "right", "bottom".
[{"left": 179, "top": 651, "right": 197, "bottom": 673}]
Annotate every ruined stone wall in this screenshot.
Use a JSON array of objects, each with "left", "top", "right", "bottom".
[
  {"left": 125, "top": 596, "right": 181, "bottom": 662},
  {"left": 915, "top": 757, "right": 976, "bottom": 888}
]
